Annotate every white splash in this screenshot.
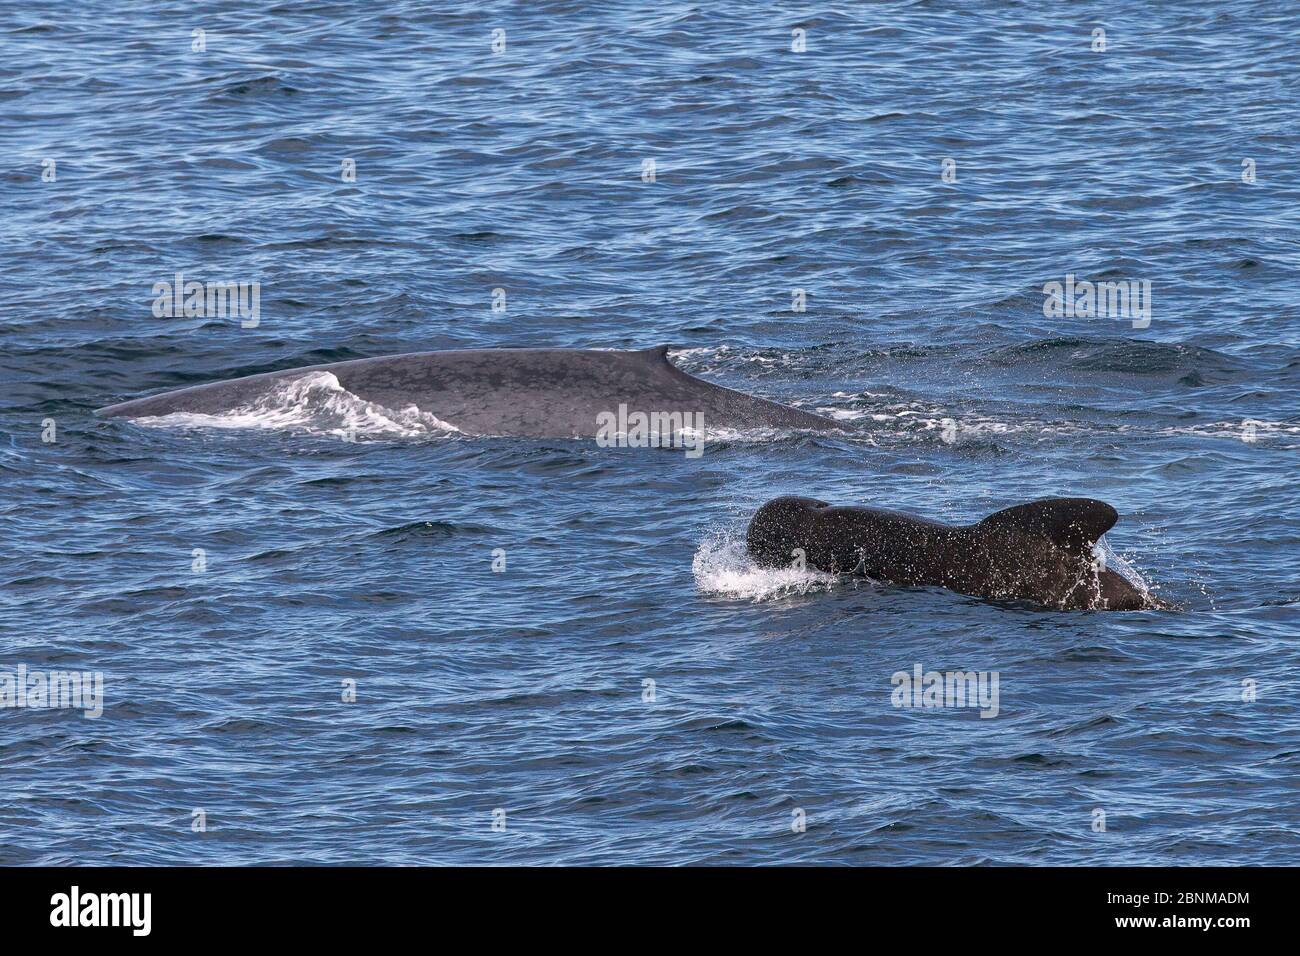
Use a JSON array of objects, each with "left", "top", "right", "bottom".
[
  {"left": 1166, "top": 419, "right": 1300, "bottom": 441},
  {"left": 1095, "top": 540, "right": 1166, "bottom": 608},
  {"left": 815, "top": 392, "right": 1300, "bottom": 446},
  {"left": 131, "top": 371, "right": 462, "bottom": 441},
  {"left": 692, "top": 532, "right": 837, "bottom": 601}
]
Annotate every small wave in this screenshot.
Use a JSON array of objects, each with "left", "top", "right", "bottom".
[
  {"left": 972, "top": 337, "right": 1244, "bottom": 379},
  {"left": 370, "top": 520, "right": 494, "bottom": 542},
  {"left": 205, "top": 72, "right": 300, "bottom": 101},
  {"left": 132, "top": 372, "right": 462, "bottom": 441},
  {"left": 692, "top": 532, "right": 836, "bottom": 601}
]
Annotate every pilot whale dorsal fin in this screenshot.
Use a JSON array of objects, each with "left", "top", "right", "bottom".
[{"left": 976, "top": 498, "right": 1118, "bottom": 551}]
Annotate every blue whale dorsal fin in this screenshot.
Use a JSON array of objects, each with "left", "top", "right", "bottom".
[
  {"left": 638, "top": 344, "right": 676, "bottom": 364},
  {"left": 976, "top": 498, "right": 1118, "bottom": 551}
]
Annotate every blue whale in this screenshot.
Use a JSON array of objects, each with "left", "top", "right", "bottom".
[{"left": 96, "top": 346, "right": 836, "bottom": 438}]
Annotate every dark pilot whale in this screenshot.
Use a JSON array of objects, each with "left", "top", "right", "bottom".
[
  {"left": 95, "top": 346, "right": 836, "bottom": 437},
  {"left": 747, "top": 495, "right": 1161, "bottom": 610}
]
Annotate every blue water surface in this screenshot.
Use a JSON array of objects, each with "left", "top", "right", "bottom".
[{"left": 2, "top": 2, "right": 1298, "bottom": 865}]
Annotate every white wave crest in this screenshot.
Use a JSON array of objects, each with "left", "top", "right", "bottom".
[
  {"left": 132, "top": 371, "right": 462, "bottom": 441},
  {"left": 692, "top": 532, "right": 837, "bottom": 601}
]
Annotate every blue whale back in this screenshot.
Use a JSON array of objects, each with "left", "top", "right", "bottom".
[{"left": 95, "top": 346, "right": 836, "bottom": 438}]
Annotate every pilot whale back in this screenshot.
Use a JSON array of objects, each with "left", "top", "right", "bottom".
[
  {"left": 95, "top": 346, "right": 836, "bottom": 437},
  {"left": 747, "top": 495, "right": 1163, "bottom": 611}
]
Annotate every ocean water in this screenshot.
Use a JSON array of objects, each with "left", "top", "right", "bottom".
[{"left": 2, "top": 2, "right": 1298, "bottom": 865}]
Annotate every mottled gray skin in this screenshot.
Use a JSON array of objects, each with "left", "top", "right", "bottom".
[
  {"left": 747, "top": 495, "right": 1161, "bottom": 611},
  {"left": 95, "top": 346, "right": 835, "bottom": 437}
]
